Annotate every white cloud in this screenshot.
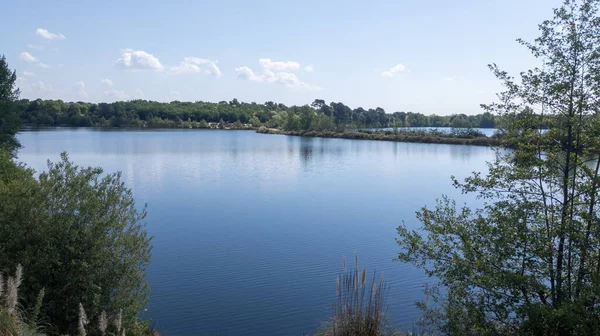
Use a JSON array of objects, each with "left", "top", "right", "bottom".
[
  {"left": 443, "top": 77, "right": 454, "bottom": 81},
  {"left": 104, "top": 89, "right": 129, "bottom": 100},
  {"left": 259, "top": 58, "right": 300, "bottom": 72},
  {"left": 274, "top": 72, "right": 318, "bottom": 89},
  {"left": 170, "top": 91, "right": 180, "bottom": 100},
  {"left": 381, "top": 64, "right": 406, "bottom": 77},
  {"left": 23, "top": 71, "right": 35, "bottom": 77},
  {"left": 235, "top": 66, "right": 263, "bottom": 82},
  {"left": 205, "top": 62, "right": 222, "bottom": 77},
  {"left": 134, "top": 89, "right": 145, "bottom": 99},
  {"left": 101, "top": 79, "right": 114, "bottom": 86},
  {"left": 116, "top": 49, "right": 164, "bottom": 71},
  {"left": 21, "top": 52, "right": 50, "bottom": 68},
  {"left": 168, "top": 57, "right": 222, "bottom": 76},
  {"left": 235, "top": 58, "right": 319, "bottom": 90},
  {"left": 27, "top": 44, "right": 43, "bottom": 50},
  {"left": 75, "top": 81, "right": 88, "bottom": 99},
  {"left": 36, "top": 28, "right": 66, "bottom": 40},
  {"left": 304, "top": 64, "right": 314, "bottom": 72},
  {"left": 20, "top": 52, "right": 38, "bottom": 62}
]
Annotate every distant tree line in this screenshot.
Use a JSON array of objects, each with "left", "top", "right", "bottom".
[{"left": 16, "top": 98, "right": 500, "bottom": 130}]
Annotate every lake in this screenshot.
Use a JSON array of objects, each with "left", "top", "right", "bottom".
[
  {"left": 370, "top": 127, "right": 498, "bottom": 137},
  {"left": 16, "top": 129, "right": 495, "bottom": 336}
]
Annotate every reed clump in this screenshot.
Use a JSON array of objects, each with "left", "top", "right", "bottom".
[
  {"left": 0, "top": 265, "right": 157, "bottom": 336},
  {"left": 317, "top": 256, "right": 392, "bottom": 336}
]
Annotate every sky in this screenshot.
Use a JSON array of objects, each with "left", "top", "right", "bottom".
[{"left": 1, "top": 0, "right": 563, "bottom": 115}]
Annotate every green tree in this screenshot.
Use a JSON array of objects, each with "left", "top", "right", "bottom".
[
  {"left": 284, "top": 110, "right": 300, "bottom": 131},
  {"left": 396, "top": 0, "right": 600, "bottom": 334},
  {"left": 316, "top": 114, "right": 335, "bottom": 130},
  {"left": 299, "top": 105, "right": 315, "bottom": 130},
  {"left": 0, "top": 55, "right": 22, "bottom": 156},
  {"left": 249, "top": 115, "right": 261, "bottom": 128},
  {"left": 392, "top": 119, "right": 400, "bottom": 134},
  {"left": 0, "top": 152, "right": 152, "bottom": 335}
]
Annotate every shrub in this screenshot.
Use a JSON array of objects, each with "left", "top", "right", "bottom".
[{"left": 0, "top": 151, "right": 152, "bottom": 335}]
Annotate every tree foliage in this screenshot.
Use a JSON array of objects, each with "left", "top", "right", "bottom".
[
  {"left": 0, "top": 55, "right": 22, "bottom": 156},
  {"left": 15, "top": 98, "right": 500, "bottom": 130},
  {"left": 397, "top": 0, "right": 600, "bottom": 334},
  {"left": 0, "top": 151, "right": 152, "bottom": 335}
]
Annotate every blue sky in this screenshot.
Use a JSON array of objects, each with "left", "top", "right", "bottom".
[{"left": 2, "top": 0, "right": 562, "bottom": 115}]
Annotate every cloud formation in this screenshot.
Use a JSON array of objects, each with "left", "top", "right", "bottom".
[
  {"left": 168, "top": 57, "right": 222, "bottom": 76},
  {"left": 381, "top": 64, "right": 406, "bottom": 77},
  {"left": 304, "top": 64, "right": 314, "bottom": 72},
  {"left": 75, "top": 81, "right": 88, "bottom": 99},
  {"left": 23, "top": 71, "right": 35, "bottom": 77},
  {"left": 235, "top": 66, "right": 262, "bottom": 82},
  {"left": 36, "top": 28, "right": 66, "bottom": 40},
  {"left": 20, "top": 52, "right": 38, "bottom": 62},
  {"left": 27, "top": 44, "right": 43, "bottom": 50},
  {"left": 116, "top": 49, "right": 164, "bottom": 71},
  {"left": 235, "top": 58, "right": 319, "bottom": 89},
  {"left": 101, "top": 79, "right": 114, "bottom": 86},
  {"left": 20, "top": 52, "right": 50, "bottom": 68},
  {"left": 259, "top": 58, "right": 300, "bottom": 72}
]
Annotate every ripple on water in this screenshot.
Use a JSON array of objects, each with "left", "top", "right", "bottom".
[{"left": 17, "top": 129, "right": 493, "bottom": 335}]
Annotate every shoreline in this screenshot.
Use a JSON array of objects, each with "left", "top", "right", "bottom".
[
  {"left": 20, "top": 125, "right": 502, "bottom": 147},
  {"left": 257, "top": 127, "right": 501, "bottom": 147}
]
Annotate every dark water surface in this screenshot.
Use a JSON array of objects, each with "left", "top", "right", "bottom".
[{"left": 17, "top": 129, "right": 495, "bottom": 336}]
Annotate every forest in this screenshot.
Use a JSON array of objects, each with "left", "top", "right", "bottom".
[{"left": 15, "top": 98, "right": 498, "bottom": 130}]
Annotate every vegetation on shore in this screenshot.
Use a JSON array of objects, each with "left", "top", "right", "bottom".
[
  {"left": 1, "top": 56, "right": 155, "bottom": 335},
  {"left": 258, "top": 126, "right": 500, "bottom": 147},
  {"left": 397, "top": 0, "right": 600, "bottom": 334},
  {"left": 5, "top": 0, "right": 600, "bottom": 335},
  {"left": 15, "top": 97, "right": 500, "bottom": 131},
  {"left": 316, "top": 256, "right": 395, "bottom": 336}
]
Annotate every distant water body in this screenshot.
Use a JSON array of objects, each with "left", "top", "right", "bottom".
[
  {"left": 17, "top": 129, "right": 495, "bottom": 335},
  {"left": 370, "top": 127, "right": 498, "bottom": 137}
]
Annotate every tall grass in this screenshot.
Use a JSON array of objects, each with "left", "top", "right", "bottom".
[
  {"left": 0, "top": 264, "right": 45, "bottom": 336},
  {"left": 317, "top": 256, "right": 391, "bottom": 336},
  {"left": 0, "top": 264, "right": 156, "bottom": 336}
]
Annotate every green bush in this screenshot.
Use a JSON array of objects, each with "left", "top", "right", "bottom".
[{"left": 0, "top": 151, "right": 152, "bottom": 335}]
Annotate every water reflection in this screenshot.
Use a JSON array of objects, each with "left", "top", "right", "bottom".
[
  {"left": 299, "top": 137, "right": 314, "bottom": 168},
  {"left": 16, "top": 129, "right": 497, "bottom": 336}
]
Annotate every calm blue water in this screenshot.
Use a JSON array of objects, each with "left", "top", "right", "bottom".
[{"left": 16, "top": 129, "right": 495, "bottom": 336}]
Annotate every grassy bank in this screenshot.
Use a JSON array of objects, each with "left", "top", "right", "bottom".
[{"left": 257, "top": 127, "right": 501, "bottom": 147}]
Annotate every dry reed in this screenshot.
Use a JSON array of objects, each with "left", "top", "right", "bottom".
[
  {"left": 99, "top": 310, "right": 108, "bottom": 335},
  {"left": 318, "top": 255, "right": 390, "bottom": 336}
]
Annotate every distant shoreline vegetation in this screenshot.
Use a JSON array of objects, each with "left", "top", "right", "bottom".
[
  {"left": 17, "top": 98, "right": 499, "bottom": 129},
  {"left": 16, "top": 98, "right": 511, "bottom": 146},
  {"left": 257, "top": 126, "right": 501, "bottom": 147}
]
